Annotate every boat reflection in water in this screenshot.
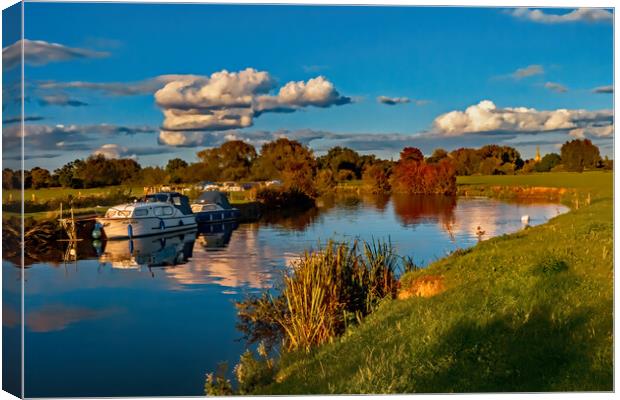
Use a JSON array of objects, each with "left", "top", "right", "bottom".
[
  {"left": 98, "top": 231, "right": 197, "bottom": 269},
  {"left": 196, "top": 221, "right": 239, "bottom": 250}
]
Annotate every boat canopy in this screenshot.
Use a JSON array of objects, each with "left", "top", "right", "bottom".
[
  {"left": 145, "top": 192, "right": 193, "bottom": 215},
  {"left": 195, "top": 191, "right": 233, "bottom": 209}
]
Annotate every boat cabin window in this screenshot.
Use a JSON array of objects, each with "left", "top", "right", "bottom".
[
  {"left": 133, "top": 208, "right": 149, "bottom": 217},
  {"left": 172, "top": 196, "right": 182, "bottom": 206},
  {"left": 163, "top": 206, "right": 174, "bottom": 216}
]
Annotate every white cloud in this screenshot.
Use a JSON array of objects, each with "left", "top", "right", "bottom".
[
  {"left": 512, "top": 64, "right": 544, "bottom": 79},
  {"left": 433, "top": 100, "right": 613, "bottom": 137},
  {"left": 92, "top": 144, "right": 127, "bottom": 159},
  {"left": 2, "top": 39, "right": 109, "bottom": 70},
  {"left": 544, "top": 82, "right": 568, "bottom": 93},
  {"left": 569, "top": 125, "right": 614, "bottom": 139},
  {"left": 92, "top": 143, "right": 171, "bottom": 159},
  {"left": 157, "top": 128, "right": 337, "bottom": 148},
  {"left": 510, "top": 8, "right": 613, "bottom": 24},
  {"left": 155, "top": 69, "right": 351, "bottom": 132}
]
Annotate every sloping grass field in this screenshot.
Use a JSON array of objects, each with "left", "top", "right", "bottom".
[{"left": 253, "top": 172, "right": 613, "bottom": 393}]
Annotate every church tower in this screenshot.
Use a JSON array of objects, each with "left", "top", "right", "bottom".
[{"left": 535, "top": 145, "right": 541, "bottom": 162}]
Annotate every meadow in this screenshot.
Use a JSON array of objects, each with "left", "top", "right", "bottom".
[{"left": 241, "top": 171, "right": 613, "bottom": 393}]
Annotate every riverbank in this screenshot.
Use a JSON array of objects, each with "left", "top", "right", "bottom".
[{"left": 245, "top": 171, "right": 613, "bottom": 393}]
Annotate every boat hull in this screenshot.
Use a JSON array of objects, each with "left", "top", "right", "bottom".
[
  {"left": 97, "top": 216, "right": 197, "bottom": 240},
  {"left": 195, "top": 209, "right": 240, "bottom": 224}
]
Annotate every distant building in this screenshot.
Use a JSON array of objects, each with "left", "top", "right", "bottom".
[{"left": 535, "top": 145, "right": 541, "bottom": 163}]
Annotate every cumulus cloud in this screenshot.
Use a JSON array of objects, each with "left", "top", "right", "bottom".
[
  {"left": 569, "top": 125, "right": 614, "bottom": 139},
  {"left": 512, "top": 64, "right": 544, "bottom": 79},
  {"left": 544, "top": 82, "right": 568, "bottom": 93},
  {"left": 432, "top": 100, "right": 613, "bottom": 137},
  {"left": 2, "top": 39, "right": 109, "bottom": 70},
  {"left": 593, "top": 85, "right": 613, "bottom": 94},
  {"left": 509, "top": 8, "right": 613, "bottom": 24},
  {"left": 92, "top": 143, "right": 172, "bottom": 159},
  {"left": 377, "top": 96, "right": 411, "bottom": 105},
  {"left": 155, "top": 69, "right": 351, "bottom": 132},
  {"left": 39, "top": 94, "right": 88, "bottom": 107}
]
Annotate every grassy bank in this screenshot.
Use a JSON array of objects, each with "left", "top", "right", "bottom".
[{"left": 247, "top": 171, "right": 613, "bottom": 393}]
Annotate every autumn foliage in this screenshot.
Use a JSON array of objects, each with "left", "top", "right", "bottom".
[{"left": 390, "top": 147, "right": 456, "bottom": 195}]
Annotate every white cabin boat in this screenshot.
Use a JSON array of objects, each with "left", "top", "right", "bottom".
[{"left": 97, "top": 192, "right": 197, "bottom": 240}]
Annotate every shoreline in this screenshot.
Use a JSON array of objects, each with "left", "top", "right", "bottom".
[{"left": 238, "top": 171, "right": 613, "bottom": 394}]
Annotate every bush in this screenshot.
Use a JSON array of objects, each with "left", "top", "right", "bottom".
[
  {"left": 236, "top": 238, "right": 407, "bottom": 353},
  {"left": 255, "top": 187, "right": 315, "bottom": 210},
  {"left": 204, "top": 363, "right": 233, "bottom": 396},
  {"left": 362, "top": 162, "right": 392, "bottom": 194}
]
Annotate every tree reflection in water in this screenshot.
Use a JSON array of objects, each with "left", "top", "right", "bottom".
[{"left": 391, "top": 194, "right": 457, "bottom": 241}]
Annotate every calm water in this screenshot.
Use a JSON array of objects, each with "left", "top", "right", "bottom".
[{"left": 6, "top": 194, "right": 568, "bottom": 397}]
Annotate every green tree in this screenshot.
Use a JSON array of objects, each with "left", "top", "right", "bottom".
[
  {"left": 449, "top": 148, "right": 482, "bottom": 176},
  {"left": 140, "top": 166, "right": 168, "bottom": 186},
  {"left": 112, "top": 158, "right": 141, "bottom": 184},
  {"left": 362, "top": 161, "right": 392, "bottom": 194},
  {"left": 317, "top": 146, "right": 363, "bottom": 180},
  {"left": 534, "top": 153, "right": 562, "bottom": 173},
  {"left": 30, "top": 167, "right": 51, "bottom": 189},
  {"left": 165, "top": 158, "right": 189, "bottom": 183},
  {"left": 426, "top": 148, "right": 449, "bottom": 164},
  {"left": 197, "top": 140, "right": 257, "bottom": 181},
  {"left": 560, "top": 139, "right": 601, "bottom": 172},
  {"left": 2, "top": 169, "right": 19, "bottom": 190},
  {"left": 252, "top": 138, "right": 317, "bottom": 195}
]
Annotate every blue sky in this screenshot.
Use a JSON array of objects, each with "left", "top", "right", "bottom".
[{"left": 2, "top": 4, "right": 614, "bottom": 169}]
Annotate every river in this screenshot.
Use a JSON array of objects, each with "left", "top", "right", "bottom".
[{"left": 4, "top": 194, "right": 568, "bottom": 397}]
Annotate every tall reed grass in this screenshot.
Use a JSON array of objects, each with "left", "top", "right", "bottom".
[{"left": 236, "top": 238, "right": 414, "bottom": 353}]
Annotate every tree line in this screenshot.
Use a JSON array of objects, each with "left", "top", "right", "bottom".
[{"left": 3, "top": 138, "right": 611, "bottom": 195}]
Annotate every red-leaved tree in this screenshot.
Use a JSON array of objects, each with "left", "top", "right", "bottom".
[{"left": 390, "top": 148, "right": 456, "bottom": 195}]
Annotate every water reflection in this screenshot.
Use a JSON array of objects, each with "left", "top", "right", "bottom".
[
  {"left": 21, "top": 195, "right": 570, "bottom": 397},
  {"left": 99, "top": 230, "right": 197, "bottom": 269},
  {"left": 392, "top": 194, "right": 457, "bottom": 227},
  {"left": 196, "top": 221, "right": 238, "bottom": 249}
]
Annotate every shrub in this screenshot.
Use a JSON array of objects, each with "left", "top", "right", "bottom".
[
  {"left": 204, "top": 363, "right": 233, "bottom": 396},
  {"left": 391, "top": 156, "right": 456, "bottom": 195},
  {"left": 362, "top": 162, "right": 392, "bottom": 194},
  {"left": 233, "top": 344, "right": 275, "bottom": 394},
  {"left": 255, "top": 187, "right": 315, "bottom": 210},
  {"left": 236, "top": 238, "right": 407, "bottom": 353}
]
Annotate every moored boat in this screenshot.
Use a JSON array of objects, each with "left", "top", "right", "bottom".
[
  {"left": 97, "top": 192, "right": 197, "bottom": 239},
  {"left": 191, "top": 191, "right": 240, "bottom": 224}
]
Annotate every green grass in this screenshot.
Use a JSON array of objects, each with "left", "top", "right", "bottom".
[
  {"left": 3, "top": 185, "right": 146, "bottom": 203},
  {"left": 250, "top": 171, "right": 613, "bottom": 393},
  {"left": 457, "top": 171, "right": 613, "bottom": 192}
]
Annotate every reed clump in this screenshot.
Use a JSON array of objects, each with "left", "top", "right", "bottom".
[{"left": 237, "top": 238, "right": 412, "bottom": 353}]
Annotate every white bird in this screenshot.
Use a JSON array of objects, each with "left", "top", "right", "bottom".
[{"left": 521, "top": 215, "right": 530, "bottom": 224}]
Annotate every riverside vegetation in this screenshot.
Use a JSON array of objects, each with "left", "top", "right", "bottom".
[{"left": 206, "top": 171, "right": 612, "bottom": 394}]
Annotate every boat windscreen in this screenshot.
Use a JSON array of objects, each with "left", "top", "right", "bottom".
[{"left": 196, "top": 191, "right": 232, "bottom": 209}]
